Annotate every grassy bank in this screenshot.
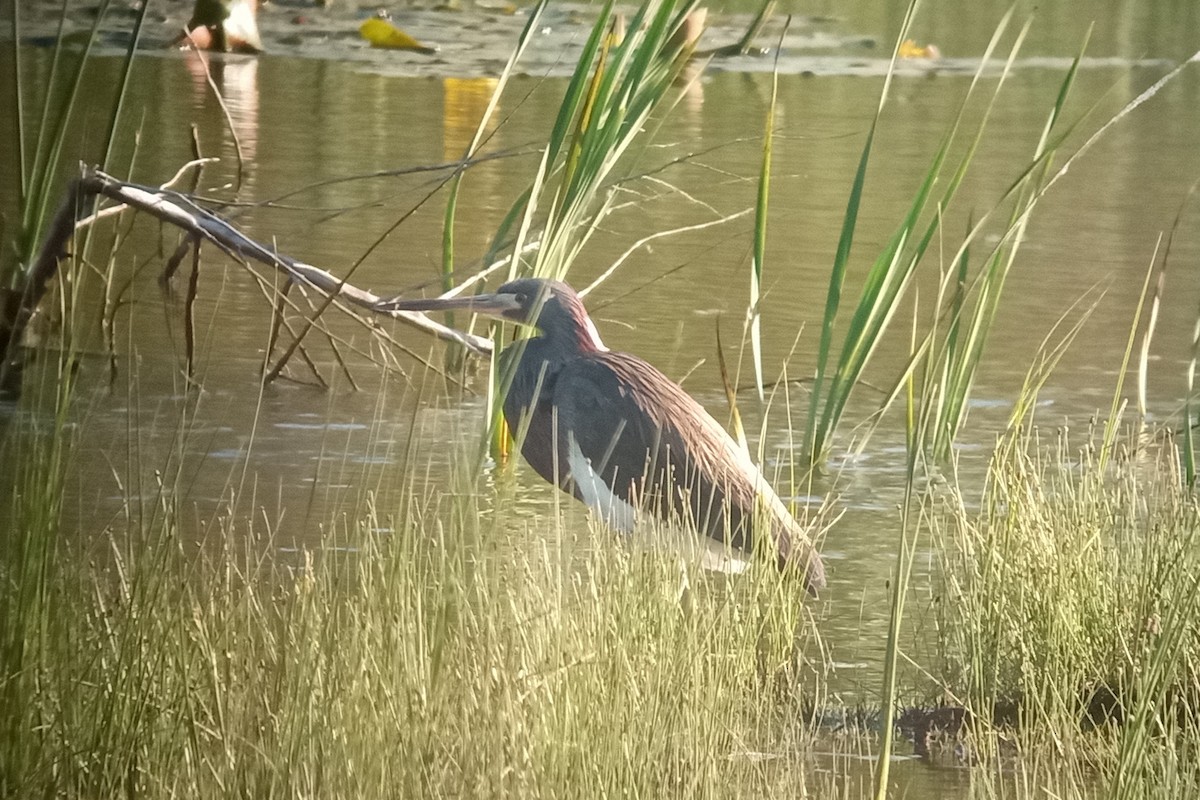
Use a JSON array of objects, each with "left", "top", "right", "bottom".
[
  {"left": 0, "top": 392, "right": 833, "bottom": 797},
  {"left": 929, "top": 419, "right": 1200, "bottom": 794},
  {"left": 6, "top": 373, "right": 1200, "bottom": 798}
]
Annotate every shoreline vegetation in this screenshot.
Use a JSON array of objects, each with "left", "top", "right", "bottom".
[{"left": 5, "top": 0, "right": 1200, "bottom": 797}]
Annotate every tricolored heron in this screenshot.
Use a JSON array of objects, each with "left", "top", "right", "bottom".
[{"left": 379, "top": 278, "right": 825, "bottom": 594}]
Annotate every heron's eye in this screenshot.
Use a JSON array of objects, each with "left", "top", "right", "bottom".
[{"left": 515, "top": 292, "right": 528, "bottom": 305}]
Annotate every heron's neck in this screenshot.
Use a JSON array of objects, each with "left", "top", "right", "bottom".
[{"left": 546, "top": 301, "right": 608, "bottom": 355}]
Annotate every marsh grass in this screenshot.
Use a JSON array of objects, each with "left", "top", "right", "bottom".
[
  {"left": 804, "top": 11, "right": 1096, "bottom": 471},
  {"left": 849, "top": 25, "right": 1200, "bottom": 797},
  {"left": 803, "top": 0, "right": 1000, "bottom": 466},
  {"left": 10, "top": 326, "right": 1200, "bottom": 799},
  {"left": 0, "top": 386, "right": 837, "bottom": 797},
  {"left": 930, "top": 416, "right": 1200, "bottom": 775},
  {"left": 487, "top": 0, "right": 698, "bottom": 286}
]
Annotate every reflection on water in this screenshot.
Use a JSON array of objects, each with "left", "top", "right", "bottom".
[
  {"left": 443, "top": 76, "right": 499, "bottom": 160},
  {"left": 4, "top": 5, "right": 1200, "bottom": 781},
  {"left": 183, "top": 52, "right": 261, "bottom": 182}
]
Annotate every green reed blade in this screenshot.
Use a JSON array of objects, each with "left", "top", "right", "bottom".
[
  {"left": 814, "top": 11, "right": 1023, "bottom": 466},
  {"left": 11, "top": 1, "right": 27, "bottom": 209},
  {"left": 99, "top": 0, "right": 148, "bottom": 173},
  {"left": 715, "top": 318, "right": 749, "bottom": 453},
  {"left": 25, "top": 0, "right": 113, "bottom": 254},
  {"left": 930, "top": 26, "right": 1087, "bottom": 460},
  {"left": 1099, "top": 244, "right": 1159, "bottom": 473},
  {"left": 748, "top": 32, "right": 782, "bottom": 405},
  {"left": 863, "top": 4, "right": 924, "bottom": 792}
]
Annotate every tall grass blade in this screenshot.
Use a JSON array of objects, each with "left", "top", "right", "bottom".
[
  {"left": 1136, "top": 264, "right": 1166, "bottom": 419},
  {"left": 715, "top": 319, "right": 749, "bottom": 453},
  {"left": 1004, "top": 288, "right": 1101, "bottom": 433},
  {"left": 858, "top": 3, "right": 927, "bottom": 791},
  {"left": 23, "top": 0, "right": 113, "bottom": 256},
  {"left": 803, "top": 104, "right": 876, "bottom": 465},
  {"left": 872, "top": 468, "right": 920, "bottom": 800},
  {"left": 872, "top": 284, "right": 935, "bottom": 800},
  {"left": 99, "top": 0, "right": 149, "bottom": 173},
  {"left": 747, "top": 23, "right": 785, "bottom": 405},
  {"left": 1186, "top": 313, "right": 1198, "bottom": 485},
  {"left": 1099, "top": 244, "right": 1159, "bottom": 472},
  {"left": 442, "top": 177, "right": 460, "bottom": 335},
  {"left": 825, "top": 13, "right": 1024, "bottom": 458},
  {"left": 733, "top": 0, "right": 773, "bottom": 55},
  {"left": 1163, "top": 179, "right": 1200, "bottom": 484},
  {"left": 10, "top": 1, "right": 27, "bottom": 207},
  {"left": 447, "top": 0, "right": 548, "bottom": 291}
]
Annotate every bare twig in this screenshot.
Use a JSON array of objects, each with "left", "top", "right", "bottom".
[
  {"left": 12, "top": 164, "right": 515, "bottom": 398},
  {"left": 1, "top": 180, "right": 83, "bottom": 392},
  {"left": 75, "top": 158, "right": 217, "bottom": 232},
  {"left": 326, "top": 330, "right": 360, "bottom": 391},
  {"left": 289, "top": 265, "right": 359, "bottom": 390},
  {"left": 264, "top": 278, "right": 292, "bottom": 373},
  {"left": 579, "top": 208, "right": 752, "bottom": 297},
  {"left": 77, "top": 168, "right": 493, "bottom": 355},
  {"left": 252, "top": 146, "right": 537, "bottom": 209},
  {"left": 288, "top": 327, "right": 328, "bottom": 389},
  {"left": 185, "top": 238, "right": 201, "bottom": 384},
  {"left": 439, "top": 240, "right": 542, "bottom": 298},
  {"left": 161, "top": 235, "right": 194, "bottom": 285},
  {"left": 183, "top": 43, "right": 246, "bottom": 190},
  {"left": 264, "top": 167, "right": 462, "bottom": 383},
  {"left": 189, "top": 125, "right": 206, "bottom": 192},
  {"left": 235, "top": 251, "right": 460, "bottom": 387}
]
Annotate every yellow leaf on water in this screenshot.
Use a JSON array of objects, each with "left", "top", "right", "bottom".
[
  {"left": 359, "top": 16, "right": 437, "bottom": 54},
  {"left": 898, "top": 38, "right": 941, "bottom": 59}
]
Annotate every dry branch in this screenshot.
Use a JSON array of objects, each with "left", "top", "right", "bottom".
[
  {"left": 4, "top": 164, "right": 505, "bottom": 395},
  {"left": 0, "top": 179, "right": 85, "bottom": 392},
  {"left": 73, "top": 166, "right": 495, "bottom": 355}
]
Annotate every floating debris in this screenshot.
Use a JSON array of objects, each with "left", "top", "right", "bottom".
[
  {"left": 360, "top": 11, "right": 438, "bottom": 55},
  {"left": 898, "top": 38, "right": 941, "bottom": 59}
]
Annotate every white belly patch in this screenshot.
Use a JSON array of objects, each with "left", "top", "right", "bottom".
[
  {"left": 566, "top": 433, "right": 638, "bottom": 533},
  {"left": 564, "top": 433, "right": 749, "bottom": 575}
]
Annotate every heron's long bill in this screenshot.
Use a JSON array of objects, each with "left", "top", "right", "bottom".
[{"left": 376, "top": 292, "right": 521, "bottom": 320}]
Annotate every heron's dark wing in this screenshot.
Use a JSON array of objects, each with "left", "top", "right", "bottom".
[
  {"left": 499, "top": 338, "right": 587, "bottom": 503},
  {"left": 550, "top": 352, "right": 761, "bottom": 551}
]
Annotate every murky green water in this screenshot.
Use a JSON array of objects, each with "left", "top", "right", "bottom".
[{"left": 3, "top": 1, "right": 1200, "bottom": 793}]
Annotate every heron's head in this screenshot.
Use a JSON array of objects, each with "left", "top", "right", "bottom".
[{"left": 377, "top": 278, "right": 606, "bottom": 351}]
